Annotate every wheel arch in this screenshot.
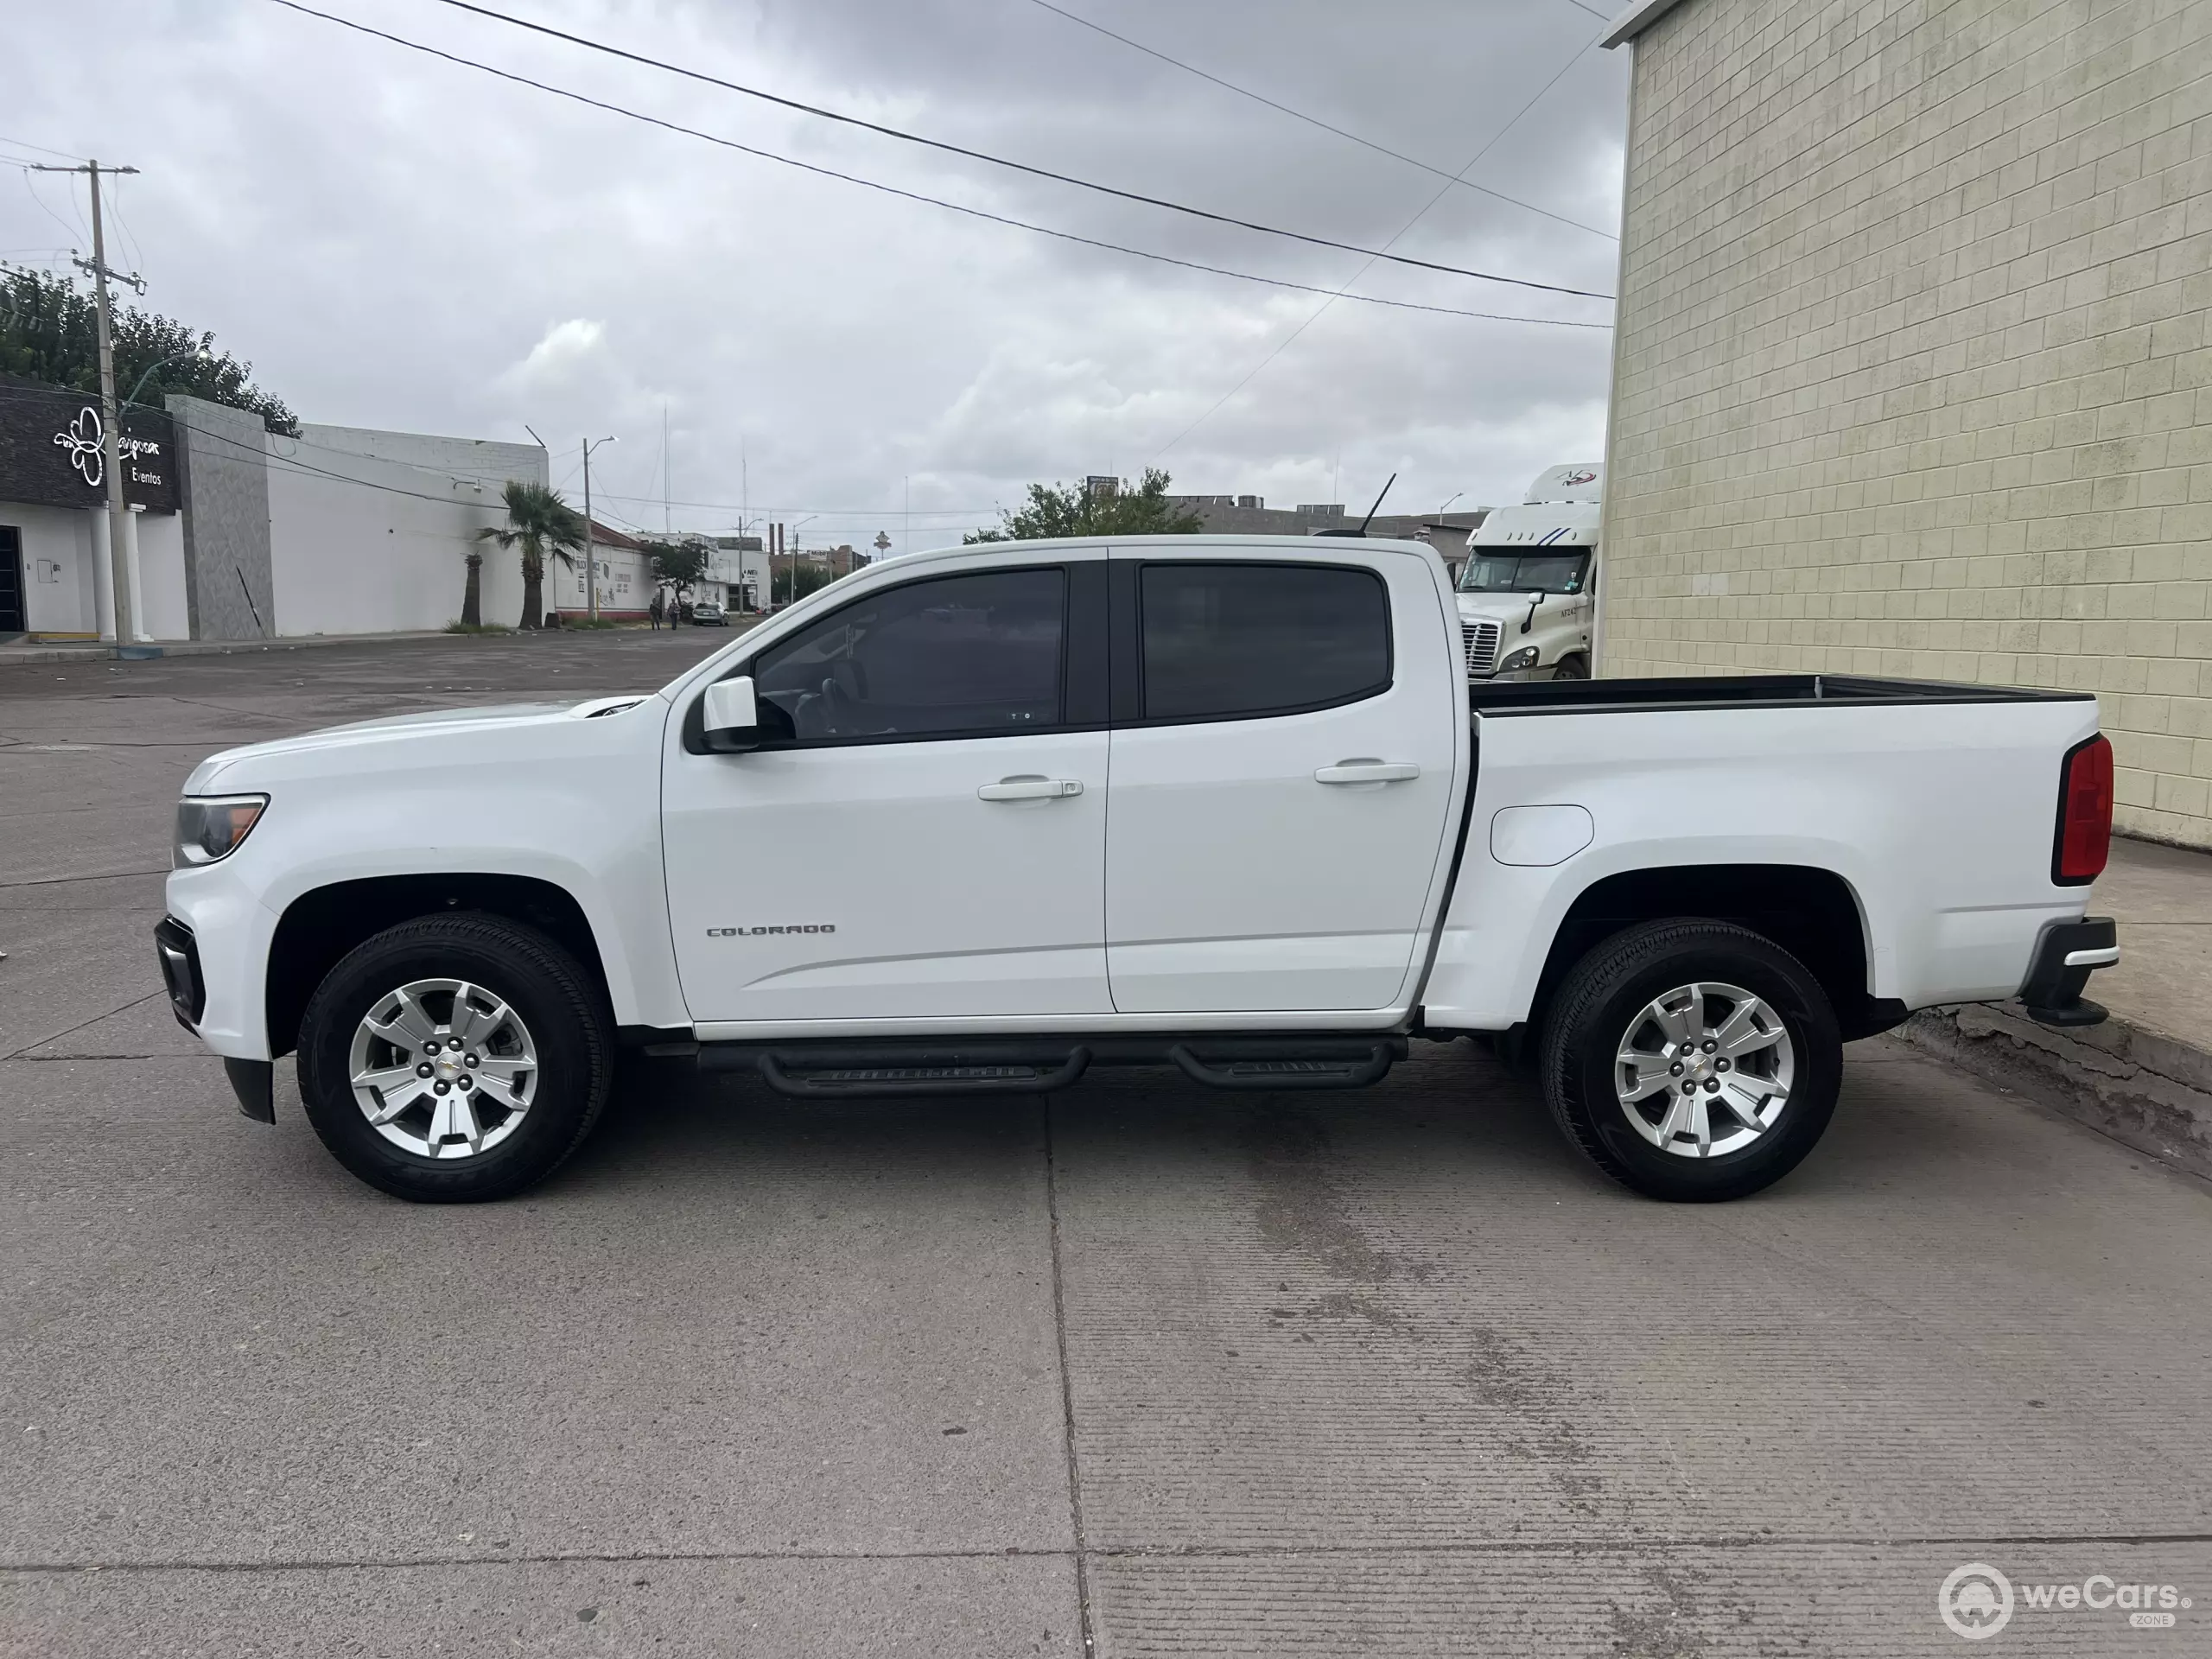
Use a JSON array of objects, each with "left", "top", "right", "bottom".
[
  {"left": 266, "top": 874, "right": 611, "bottom": 1058},
  {"left": 1526, "top": 863, "right": 1898, "bottom": 1043}
]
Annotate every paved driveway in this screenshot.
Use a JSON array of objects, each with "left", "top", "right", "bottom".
[{"left": 3, "top": 633, "right": 2208, "bottom": 1656}]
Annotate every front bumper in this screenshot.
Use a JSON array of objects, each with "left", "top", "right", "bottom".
[
  {"left": 154, "top": 916, "right": 205, "bottom": 1027},
  {"left": 2018, "top": 915, "right": 2119, "bottom": 1027},
  {"left": 156, "top": 916, "right": 275, "bottom": 1122}
]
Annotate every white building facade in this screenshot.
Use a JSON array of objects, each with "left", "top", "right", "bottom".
[
  {"left": 165, "top": 397, "right": 548, "bottom": 638},
  {"left": 0, "top": 378, "right": 185, "bottom": 641},
  {"left": 550, "top": 521, "right": 656, "bottom": 621}
]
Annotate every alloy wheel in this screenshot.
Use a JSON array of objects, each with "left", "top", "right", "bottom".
[
  {"left": 1614, "top": 980, "right": 1794, "bottom": 1158},
  {"left": 346, "top": 978, "right": 539, "bottom": 1160}
]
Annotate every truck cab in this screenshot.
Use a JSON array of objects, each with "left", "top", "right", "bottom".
[{"left": 1457, "top": 461, "right": 1601, "bottom": 682}]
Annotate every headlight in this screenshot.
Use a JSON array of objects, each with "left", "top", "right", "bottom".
[
  {"left": 1498, "top": 645, "right": 1541, "bottom": 672},
  {"left": 174, "top": 794, "right": 268, "bottom": 867}
]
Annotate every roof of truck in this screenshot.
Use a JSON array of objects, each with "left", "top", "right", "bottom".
[{"left": 1470, "top": 499, "right": 1601, "bottom": 550}]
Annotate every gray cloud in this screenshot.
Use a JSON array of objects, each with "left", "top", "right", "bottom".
[{"left": 6, "top": 0, "right": 1625, "bottom": 549}]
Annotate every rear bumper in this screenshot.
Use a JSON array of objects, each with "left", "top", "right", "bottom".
[{"left": 2018, "top": 915, "right": 2118, "bottom": 1027}]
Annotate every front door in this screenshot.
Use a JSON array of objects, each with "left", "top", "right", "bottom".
[
  {"left": 1105, "top": 553, "right": 1463, "bottom": 1014},
  {"left": 664, "top": 557, "right": 1111, "bottom": 1026},
  {"left": 0, "top": 528, "right": 22, "bottom": 634}
]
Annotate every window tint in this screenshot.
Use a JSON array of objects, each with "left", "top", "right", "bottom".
[
  {"left": 1140, "top": 563, "right": 1390, "bottom": 721},
  {"left": 750, "top": 567, "right": 1065, "bottom": 742}
]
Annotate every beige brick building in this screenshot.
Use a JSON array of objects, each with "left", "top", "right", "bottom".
[{"left": 1596, "top": 0, "right": 2212, "bottom": 847}]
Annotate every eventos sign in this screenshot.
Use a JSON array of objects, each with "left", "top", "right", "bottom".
[{"left": 0, "top": 379, "right": 180, "bottom": 513}]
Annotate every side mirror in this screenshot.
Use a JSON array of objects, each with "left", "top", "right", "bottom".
[
  {"left": 1521, "top": 591, "right": 1547, "bottom": 634},
  {"left": 702, "top": 676, "right": 762, "bottom": 753}
]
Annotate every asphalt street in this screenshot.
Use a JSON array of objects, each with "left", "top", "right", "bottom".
[{"left": 2, "top": 631, "right": 2208, "bottom": 1657}]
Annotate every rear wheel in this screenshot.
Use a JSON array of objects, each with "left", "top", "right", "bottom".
[
  {"left": 296, "top": 913, "right": 613, "bottom": 1202},
  {"left": 1539, "top": 919, "right": 1840, "bottom": 1201}
]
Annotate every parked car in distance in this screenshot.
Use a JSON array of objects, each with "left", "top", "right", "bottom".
[
  {"left": 159, "top": 535, "right": 2118, "bottom": 1206},
  {"left": 691, "top": 603, "right": 728, "bottom": 627}
]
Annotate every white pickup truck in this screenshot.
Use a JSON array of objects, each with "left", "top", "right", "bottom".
[{"left": 157, "top": 535, "right": 2119, "bottom": 1205}]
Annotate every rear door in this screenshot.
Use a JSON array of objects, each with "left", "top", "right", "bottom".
[{"left": 1103, "top": 549, "right": 1464, "bottom": 1014}]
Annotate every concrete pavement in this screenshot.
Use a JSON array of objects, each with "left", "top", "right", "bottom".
[
  {"left": 1907, "top": 834, "right": 2212, "bottom": 1181},
  {"left": 3, "top": 632, "right": 2209, "bottom": 1656}
]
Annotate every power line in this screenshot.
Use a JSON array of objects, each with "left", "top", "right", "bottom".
[
  {"left": 1154, "top": 19, "right": 1612, "bottom": 461},
  {"left": 1022, "top": 0, "right": 1616, "bottom": 243},
  {"left": 0, "top": 136, "right": 87, "bottom": 162},
  {"left": 258, "top": 2, "right": 1609, "bottom": 327},
  {"left": 411, "top": 0, "right": 1611, "bottom": 301},
  {"left": 18, "top": 168, "right": 88, "bottom": 245},
  {"left": 107, "top": 171, "right": 149, "bottom": 278},
  {"left": 0, "top": 386, "right": 998, "bottom": 521},
  {"left": 1561, "top": 0, "right": 1613, "bottom": 19}
]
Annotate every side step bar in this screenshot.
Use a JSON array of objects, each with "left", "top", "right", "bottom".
[
  {"left": 702, "top": 1033, "right": 1408, "bottom": 1099},
  {"left": 756, "top": 1048, "right": 1092, "bottom": 1099}
]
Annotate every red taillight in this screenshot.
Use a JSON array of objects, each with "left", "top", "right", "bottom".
[{"left": 2054, "top": 734, "right": 2113, "bottom": 883}]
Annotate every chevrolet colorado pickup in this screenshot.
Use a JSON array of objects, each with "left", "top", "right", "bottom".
[{"left": 157, "top": 536, "right": 2120, "bottom": 1205}]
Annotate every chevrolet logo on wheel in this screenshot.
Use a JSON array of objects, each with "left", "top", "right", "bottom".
[{"left": 707, "top": 924, "right": 836, "bottom": 937}]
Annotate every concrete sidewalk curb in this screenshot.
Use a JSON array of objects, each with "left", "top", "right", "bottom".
[
  {"left": 1903, "top": 1002, "right": 2212, "bottom": 1182},
  {"left": 0, "top": 632, "right": 456, "bottom": 666},
  {"left": 0, "top": 627, "right": 696, "bottom": 667}
]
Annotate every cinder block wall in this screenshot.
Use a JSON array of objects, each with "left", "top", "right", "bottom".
[{"left": 1600, "top": 0, "right": 2212, "bottom": 847}]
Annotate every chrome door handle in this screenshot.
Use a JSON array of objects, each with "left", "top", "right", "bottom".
[
  {"left": 1315, "top": 761, "right": 1420, "bottom": 785},
  {"left": 978, "top": 776, "right": 1084, "bottom": 801}
]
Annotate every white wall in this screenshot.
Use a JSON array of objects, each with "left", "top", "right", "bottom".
[
  {"left": 301, "top": 423, "right": 544, "bottom": 495},
  {"left": 1, "top": 503, "right": 97, "bottom": 634},
  {"left": 136, "top": 510, "right": 189, "bottom": 640},
  {"left": 262, "top": 424, "right": 547, "bottom": 634},
  {"left": 551, "top": 537, "right": 655, "bottom": 618}
]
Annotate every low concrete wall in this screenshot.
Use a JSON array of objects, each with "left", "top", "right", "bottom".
[{"left": 1904, "top": 1003, "right": 2212, "bottom": 1184}]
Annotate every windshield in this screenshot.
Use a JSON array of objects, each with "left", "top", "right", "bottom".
[{"left": 1459, "top": 550, "right": 1590, "bottom": 595}]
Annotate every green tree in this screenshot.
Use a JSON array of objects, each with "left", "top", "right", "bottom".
[
  {"left": 644, "top": 539, "right": 710, "bottom": 615},
  {"left": 0, "top": 267, "right": 297, "bottom": 433},
  {"left": 475, "top": 480, "right": 585, "bottom": 629},
  {"left": 772, "top": 563, "right": 839, "bottom": 605},
  {"left": 965, "top": 467, "right": 1203, "bottom": 543}
]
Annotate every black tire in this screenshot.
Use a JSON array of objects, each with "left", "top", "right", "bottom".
[
  {"left": 1539, "top": 918, "right": 1840, "bottom": 1201},
  {"left": 1551, "top": 652, "right": 1590, "bottom": 680},
  {"left": 296, "top": 912, "right": 613, "bottom": 1203}
]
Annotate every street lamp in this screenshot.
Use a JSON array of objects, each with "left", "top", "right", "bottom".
[
  {"left": 783, "top": 513, "right": 818, "bottom": 606},
  {"left": 582, "top": 435, "right": 617, "bottom": 620},
  {"left": 1436, "top": 491, "right": 1464, "bottom": 516},
  {"left": 124, "top": 347, "right": 207, "bottom": 408}
]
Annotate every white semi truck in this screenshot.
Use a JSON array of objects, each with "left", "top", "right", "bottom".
[{"left": 1457, "top": 462, "right": 1603, "bottom": 682}]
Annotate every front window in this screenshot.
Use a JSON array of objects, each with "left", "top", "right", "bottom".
[
  {"left": 749, "top": 566, "right": 1065, "bottom": 742},
  {"left": 1458, "top": 550, "right": 1590, "bottom": 596}
]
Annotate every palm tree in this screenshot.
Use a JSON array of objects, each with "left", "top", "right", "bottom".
[
  {"left": 459, "top": 546, "right": 485, "bottom": 627},
  {"left": 475, "top": 480, "right": 585, "bottom": 629}
]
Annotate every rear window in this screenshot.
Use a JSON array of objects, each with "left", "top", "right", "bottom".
[{"left": 1140, "top": 563, "right": 1391, "bottom": 721}]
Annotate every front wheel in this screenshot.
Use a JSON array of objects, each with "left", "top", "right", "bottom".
[
  {"left": 296, "top": 913, "right": 613, "bottom": 1202},
  {"left": 1551, "top": 652, "right": 1590, "bottom": 680},
  {"left": 1539, "top": 919, "right": 1840, "bottom": 1201}
]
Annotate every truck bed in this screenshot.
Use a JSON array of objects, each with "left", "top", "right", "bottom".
[{"left": 1469, "top": 674, "right": 2094, "bottom": 715}]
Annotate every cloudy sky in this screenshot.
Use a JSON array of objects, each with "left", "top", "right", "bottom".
[{"left": 6, "top": 0, "right": 1628, "bottom": 553}]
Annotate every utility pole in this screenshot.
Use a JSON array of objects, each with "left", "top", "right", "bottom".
[
  {"left": 581, "top": 435, "right": 616, "bottom": 621},
  {"left": 35, "top": 158, "right": 141, "bottom": 644}
]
